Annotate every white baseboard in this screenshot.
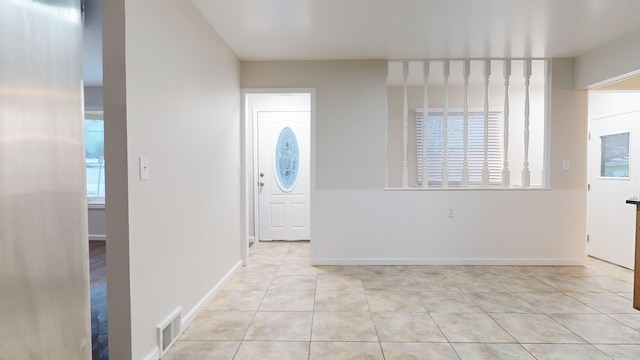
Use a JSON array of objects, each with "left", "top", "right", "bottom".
[
  {"left": 141, "top": 259, "right": 243, "bottom": 360},
  {"left": 89, "top": 234, "right": 106, "bottom": 241},
  {"left": 311, "top": 257, "right": 585, "bottom": 266},
  {"left": 181, "top": 260, "right": 243, "bottom": 328},
  {"left": 142, "top": 347, "right": 160, "bottom": 360}
]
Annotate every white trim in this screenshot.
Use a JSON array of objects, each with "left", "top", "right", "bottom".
[
  {"left": 248, "top": 236, "right": 255, "bottom": 244},
  {"left": 142, "top": 347, "right": 159, "bottom": 360},
  {"left": 311, "top": 257, "right": 585, "bottom": 266},
  {"left": 89, "top": 234, "right": 106, "bottom": 241},
  {"left": 140, "top": 260, "right": 243, "bottom": 360},
  {"left": 241, "top": 89, "right": 316, "bottom": 259},
  {"left": 181, "top": 260, "right": 242, "bottom": 328}
]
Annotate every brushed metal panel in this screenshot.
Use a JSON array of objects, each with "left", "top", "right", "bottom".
[{"left": 0, "top": 1, "right": 91, "bottom": 359}]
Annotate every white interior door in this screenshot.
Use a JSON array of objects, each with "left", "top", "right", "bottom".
[
  {"left": 257, "top": 111, "right": 310, "bottom": 241},
  {"left": 587, "top": 113, "right": 639, "bottom": 269}
]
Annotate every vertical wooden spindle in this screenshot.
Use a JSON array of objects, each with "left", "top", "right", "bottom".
[
  {"left": 402, "top": 61, "right": 409, "bottom": 188},
  {"left": 422, "top": 61, "right": 430, "bottom": 188},
  {"left": 462, "top": 60, "right": 470, "bottom": 187},
  {"left": 442, "top": 60, "right": 450, "bottom": 187},
  {"left": 522, "top": 59, "right": 532, "bottom": 188},
  {"left": 482, "top": 59, "right": 491, "bottom": 186},
  {"left": 502, "top": 60, "right": 511, "bottom": 188},
  {"left": 542, "top": 59, "right": 552, "bottom": 188}
]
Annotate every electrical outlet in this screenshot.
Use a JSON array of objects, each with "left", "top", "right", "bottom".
[{"left": 448, "top": 207, "right": 455, "bottom": 218}]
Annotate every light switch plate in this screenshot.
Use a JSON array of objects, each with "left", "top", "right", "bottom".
[{"left": 562, "top": 159, "right": 570, "bottom": 171}]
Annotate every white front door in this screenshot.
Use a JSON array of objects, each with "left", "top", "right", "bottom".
[
  {"left": 257, "top": 111, "right": 310, "bottom": 241},
  {"left": 587, "top": 111, "right": 640, "bottom": 269}
]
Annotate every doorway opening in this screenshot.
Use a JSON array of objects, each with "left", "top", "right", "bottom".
[
  {"left": 586, "top": 79, "right": 640, "bottom": 270},
  {"left": 242, "top": 90, "right": 314, "bottom": 264}
]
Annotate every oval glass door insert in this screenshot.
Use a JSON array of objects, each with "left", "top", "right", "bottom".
[{"left": 275, "top": 127, "right": 299, "bottom": 191}]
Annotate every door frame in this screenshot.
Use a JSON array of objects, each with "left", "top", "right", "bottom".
[{"left": 240, "top": 89, "right": 316, "bottom": 265}]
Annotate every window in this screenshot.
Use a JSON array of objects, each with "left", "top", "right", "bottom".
[
  {"left": 417, "top": 111, "right": 502, "bottom": 187},
  {"left": 600, "top": 132, "right": 629, "bottom": 178},
  {"left": 85, "top": 111, "right": 105, "bottom": 203}
]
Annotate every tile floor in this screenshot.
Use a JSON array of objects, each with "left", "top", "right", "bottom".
[{"left": 164, "top": 241, "right": 640, "bottom": 359}]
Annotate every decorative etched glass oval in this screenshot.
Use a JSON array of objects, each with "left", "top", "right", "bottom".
[{"left": 275, "top": 127, "right": 299, "bottom": 191}]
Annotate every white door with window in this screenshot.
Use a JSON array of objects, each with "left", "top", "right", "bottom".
[
  {"left": 257, "top": 111, "right": 310, "bottom": 241},
  {"left": 587, "top": 108, "right": 640, "bottom": 269}
]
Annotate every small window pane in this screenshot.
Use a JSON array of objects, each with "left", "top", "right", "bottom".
[
  {"left": 600, "top": 132, "right": 629, "bottom": 178},
  {"left": 85, "top": 112, "right": 105, "bottom": 201}
]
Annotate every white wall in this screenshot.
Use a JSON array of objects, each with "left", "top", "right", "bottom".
[
  {"left": 575, "top": 29, "right": 640, "bottom": 89},
  {"left": 242, "top": 61, "right": 388, "bottom": 190},
  {"left": 103, "top": 0, "right": 242, "bottom": 359},
  {"left": 242, "top": 59, "right": 587, "bottom": 265}
]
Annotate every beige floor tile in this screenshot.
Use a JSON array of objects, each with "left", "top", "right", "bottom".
[
  {"left": 550, "top": 313, "right": 640, "bottom": 344},
  {"left": 395, "top": 265, "right": 443, "bottom": 276},
  {"left": 224, "top": 275, "right": 273, "bottom": 291},
  {"left": 417, "top": 291, "right": 483, "bottom": 313},
  {"left": 360, "top": 275, "right": 413, "bottom": 292},
  {"left": 430, "top": 312, "right": 516, "bottom": 343},
  {"left": 268, "top": 275, "right": 316, "bottom": 291},
  {"left": 496, "top": 275, "right": 558, "bottom": 292},
  {"left": 450, "top": 275, "right": 511, "bottom": 293},
  {"left": 595, "top": 344, "right": 640, "bottom": 360},
  {"left": 316, "top": 273, "right": 364, "bottom": 292},
  {"left": 452, "top": 343, "right": 535, "bottom": 360},
  {"left": 276, "top": 263, "right": 318, "bottom": 276},
  {"left": 581, "top": 276, "right": 634, "bottom": 292},
  {"left": 516, "top": 266, "right": 586, "bottom": 277},
  {"left": 535, "top": 276, "right": 608, "bottom": 293},
  {"left": 513, "top": 292, "right": 598, "bottom": 314},
  {"left": 312, "top": 312, "right": 378, "bottom": 341},
  {"left": 566, "top": 292, "right": 637, "bottom": 314},
  {"left": 314, "top": 291, "right": 369, "bottom": 312},
  {"left": 465, "top": 291, "right": 539, "bottom": 313},
  {"left": 234, "top": 341, "right": 309, "bottom": 360},
  {"left": 372, "top": 312, "right": 446, "bottom": 342},
  {"left": 358, "top": 265, "right": 400, "bottom": 276},
  {"left": 180, "top": 311, "right": 255, "bottom": 340},
  {"left": 244, "top": 311, "right": 313, "bottom": 341},
  {"left": 316, "top": 265, "right": 360, "bottom": 276},
  {"left": 309, "top": 342, "right": 383, "bottom": 360},
  {"left": 206, "top": 290, "right": 265, "bottom": 311},
  {"left": 162, "top": 340, "right": 240, "bottom": 360},
  {"left": 523, "top": 344, "right": 611, "bottom": 360},
  {"left": 259, "top": 291, "right": 315, "bottom": 311},
  {"left": 410, "top": 274, "right": 461, "bottom": 292},
  {"left": 171, "top": 242, "right": 640, "bottom": 360},
  {"left": 365, "top": 291, "right": 425, "bottom": 312},
  {"left": 235, "top": 262, "right": 280, "bottom": 275},
  {"left": 381, "top": 342, "right": 459, "bottom": 360},
  {"left": 490, "top": 313, "right": 584, "bottom": 343},
  {"left": 617, "top": 292, "right": 634, "bottom": 300},
  {"left": 608, "top": 314, "right": 640, "bottom": 332}
]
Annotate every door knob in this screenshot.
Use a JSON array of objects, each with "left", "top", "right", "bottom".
[
  {"left": 259, "top": 182, "right": 265, "bottom": 187},
  {"left": 259, "top": 172, "right": 265, "bottom": 177}
]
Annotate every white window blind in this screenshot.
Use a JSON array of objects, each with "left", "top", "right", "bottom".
[{"left": 417, "top": 111, "right": 502, "bottom": 187}]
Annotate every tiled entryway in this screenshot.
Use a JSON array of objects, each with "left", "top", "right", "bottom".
[{"left": 164, "top": 241, "right": 640, "bottom": 359}]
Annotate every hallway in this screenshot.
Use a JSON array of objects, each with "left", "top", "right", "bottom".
[{"left": 164, "top": 242, "right": 640, "bottom": 359}]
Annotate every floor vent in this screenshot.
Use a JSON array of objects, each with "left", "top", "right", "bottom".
[{"left": 158, "top": 307, "right": 181, "bottom": 357}]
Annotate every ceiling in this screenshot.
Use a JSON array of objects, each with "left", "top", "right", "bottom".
[
  {"left": 83, "top": 0, "right": 640, "bottom": 86},
  {"left": 192, "top": 0, "right": 640, "bottom": 61}
]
